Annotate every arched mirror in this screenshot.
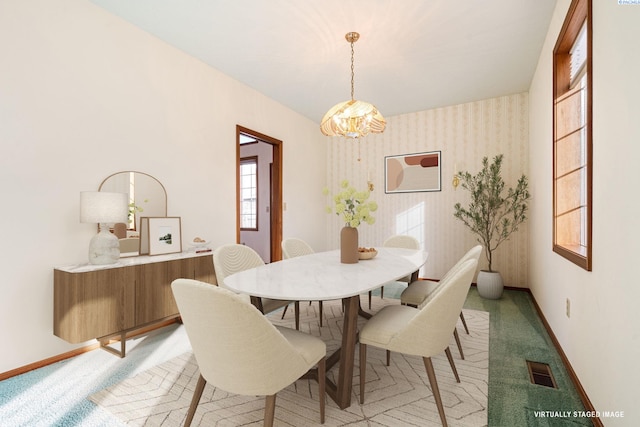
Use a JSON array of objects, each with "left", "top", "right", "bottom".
[{"left": 99, "top": 171, "right": 167, "bottom": 256}]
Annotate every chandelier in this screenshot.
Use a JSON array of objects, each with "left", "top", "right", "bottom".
[{"left": 320, "top": 32, "right": 386, "bottom": 138}]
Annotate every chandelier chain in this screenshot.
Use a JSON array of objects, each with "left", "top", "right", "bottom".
[{"left": 350, "top": 40, "right": 355, "bottom": 100}]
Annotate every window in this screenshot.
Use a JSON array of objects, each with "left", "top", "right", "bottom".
[
  {"left": 240, "top": 157, "right": 258, "bottom": 230},
  {"left": 395, "top": 202, "right": 425, "bottom": 249},
  {"left": 553, "top": 0, "right": 592, "bottom": 270}
]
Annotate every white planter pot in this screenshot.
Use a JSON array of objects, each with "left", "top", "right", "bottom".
[{"left": 477, "top": 270, "right": 503, "bottom": 299}]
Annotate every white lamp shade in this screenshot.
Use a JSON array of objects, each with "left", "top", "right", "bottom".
[{"left": 80, "top": 191, "right": 128, "bottom": 224}]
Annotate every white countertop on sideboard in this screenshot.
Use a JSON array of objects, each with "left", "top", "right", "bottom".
[{"left": 54, "top": 250, "right": 213, "bottom": 273}]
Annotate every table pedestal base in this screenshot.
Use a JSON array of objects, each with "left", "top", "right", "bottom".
[{"left": 325, "top": 295, "right": 371, "bottom": 409}]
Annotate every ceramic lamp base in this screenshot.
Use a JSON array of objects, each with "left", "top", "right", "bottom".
[{"left": 88, "top": 224, "right": 121, "bottom": 265}]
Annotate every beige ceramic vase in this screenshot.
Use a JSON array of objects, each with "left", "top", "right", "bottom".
[{"left": 340, "top": 226, "right": 359, "bottom": 264}]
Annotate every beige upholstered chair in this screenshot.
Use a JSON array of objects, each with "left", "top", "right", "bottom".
[
  {"left": 213, "top": 244, "right": 300, "bottom": 330},
  {"left": 359, "top": 258, "right": 478, "bottom": 427},
  {"left": 400, "top": 245, "right": 482, "bottom": 359},
  {"left": 281, "top": 237, "right": 314, "bottom": 259},
  {"left": 281, "top": 238, "right": 324, "bottom": 326},
  {"left": 368, "top": 235, "right": 421, "bottom": 309},
  {"left": 171, "top": 279, "right": 326, "bottom": 426}
]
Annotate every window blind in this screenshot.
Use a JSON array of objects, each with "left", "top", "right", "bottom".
[{"left": 569, "top": 21, "right": 587, "bottom": 87}]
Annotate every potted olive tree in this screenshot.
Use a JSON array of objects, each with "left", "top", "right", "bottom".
[{"left": 453, "top": 154, "right": 530, "bottom": 299}]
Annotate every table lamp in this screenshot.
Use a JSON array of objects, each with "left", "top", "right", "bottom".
[{"left": 80, "top": 191, "right": 128, "bottom": 265}]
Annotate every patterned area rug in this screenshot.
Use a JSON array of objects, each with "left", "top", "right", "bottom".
[{"left": 90, "top": 297, "right": 489, "bottom": 426}]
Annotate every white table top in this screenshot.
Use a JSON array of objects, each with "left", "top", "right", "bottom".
[{"left": 223, "top": 247, "right": 429, "bottom": 301}]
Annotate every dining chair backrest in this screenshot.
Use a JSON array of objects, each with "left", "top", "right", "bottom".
[
  {"left": 389, "top": 258, "right": 478, "bottom": 357},
  {"left": 213, "top": 244, "right": 264, "bottom": 286},
  {"left": 423, "top": 245, "right": 482, "bottom": 302},
  {"left": 440, "top": 245, "right": 482, "bottom": 283},
  {"left": 383, "top": 235, "right": 421, "bottom": 250},
  {"left": 282, "top": 238, "right": 314, "bottom": 259},
  {"left": 171, "top": 279, "right": 317, "bottom": 396},
  {"left": 417, "top": 244, "right": 482, "bottom": 306},
  {"left": 383, "top": 235, "right": 421, "bottom": 282}
]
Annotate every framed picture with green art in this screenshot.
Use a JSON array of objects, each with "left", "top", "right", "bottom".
[{"left": 139, "top": 216, "right": 182, "bottom": 255}]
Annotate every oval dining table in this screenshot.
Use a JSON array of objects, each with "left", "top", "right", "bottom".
[{"left": 222, "top": 247, "right": 429, "bottom": 409}]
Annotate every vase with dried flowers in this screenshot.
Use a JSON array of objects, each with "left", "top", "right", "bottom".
[{"left": 324, "top": 180, "right": 378, "bottom": 263}]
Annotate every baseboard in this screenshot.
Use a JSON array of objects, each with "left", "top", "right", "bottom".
[
  {"left": 0, "top": 318, "right": 180, "bottom": 381},
  {"left": 0, "top": 343, "right": 101, "bottom": 381}
]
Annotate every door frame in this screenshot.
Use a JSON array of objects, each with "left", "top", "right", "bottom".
[{"left": 236, "top": 125, "right": 283, "bottom": 261}]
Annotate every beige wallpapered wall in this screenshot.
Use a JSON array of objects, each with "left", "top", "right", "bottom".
[{"left": 325, "top": 92, "right": 530, "bottom": 287}]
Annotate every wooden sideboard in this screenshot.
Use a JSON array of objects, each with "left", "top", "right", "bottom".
[{"left": 54, "top": 251, "right": 216, "bottom": 357}]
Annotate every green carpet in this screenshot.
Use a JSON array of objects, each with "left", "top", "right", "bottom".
[
  {"left": 375, "top": 284, "right": 591, "bottom": 426},
  {"left": 463, "top": 287, "right": 591, "bottom": 427}
]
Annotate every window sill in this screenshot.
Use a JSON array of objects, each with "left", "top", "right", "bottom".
[{"left": 553, "top": 244, "right": 591, "bottom": 271}]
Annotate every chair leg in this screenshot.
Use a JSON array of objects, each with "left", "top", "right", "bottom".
[
  {"left": 453, "top": 328, "right": 464, "bottom": 360},
  {"left": 318, "top": 300, "right": 324, "bottom": 327},
  {"left": 423, "top": 357, "right": 448, "bottom": 427},
  {"left": 184, "top": 374, "right": 206, "bottom": 427},
  {"left": 264, "top": 395, "right": 276, "bottom": 427},
  {"left": 368, "top": 291, "right": 372, "bottom": 309},
  {"left": 459, "top": 311, "right": 469, "bottom": 334},
  {"left": 280, "top": 305, "right": 288, "bottom": 319},
  {"left": 294, "top": 301, "right": 300, "bottom": 330},
  {"left": 386, "top": 349, "right": 391, "bottom": 366},
  {"left": 380, "top": 286, "right": 384, "bottom": 299},
  {"left": 318, "top": 356, "right": 326, "bottom": 424},
  {"left": 444, "top": 347, "right": 460, "bottom": 383},
  {"left": 359, "top": 343, "right": 367, "bottom": 404}
]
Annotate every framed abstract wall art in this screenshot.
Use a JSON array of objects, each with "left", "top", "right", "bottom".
[{"left": 385, "top": 150, "right": 442, "bottom": 193}]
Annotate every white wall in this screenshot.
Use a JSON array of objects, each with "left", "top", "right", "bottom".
[
  {"left": 529, "top": 1, "right": 640, "bottom": 425},
  {"left": 326, "top": 94, "right": 530, "bottom": 285},
  {"left": 0, "top": 0, "right": 326, "bottom": 373}
]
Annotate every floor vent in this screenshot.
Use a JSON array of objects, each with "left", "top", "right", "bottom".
[{"left": 526, "top": 361, "right": 558, "bottom": 388}]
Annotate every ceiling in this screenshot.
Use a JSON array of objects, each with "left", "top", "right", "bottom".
[{"left": 88, "top": 0, "right": 557, "bottom": 123}]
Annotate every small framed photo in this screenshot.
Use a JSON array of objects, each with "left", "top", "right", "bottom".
[
  {"left": 139, "top": 217, "right": 182, "bottom": 255},
  {"left": 385, "top": 150, "right": 442, "bottom": 193}
]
